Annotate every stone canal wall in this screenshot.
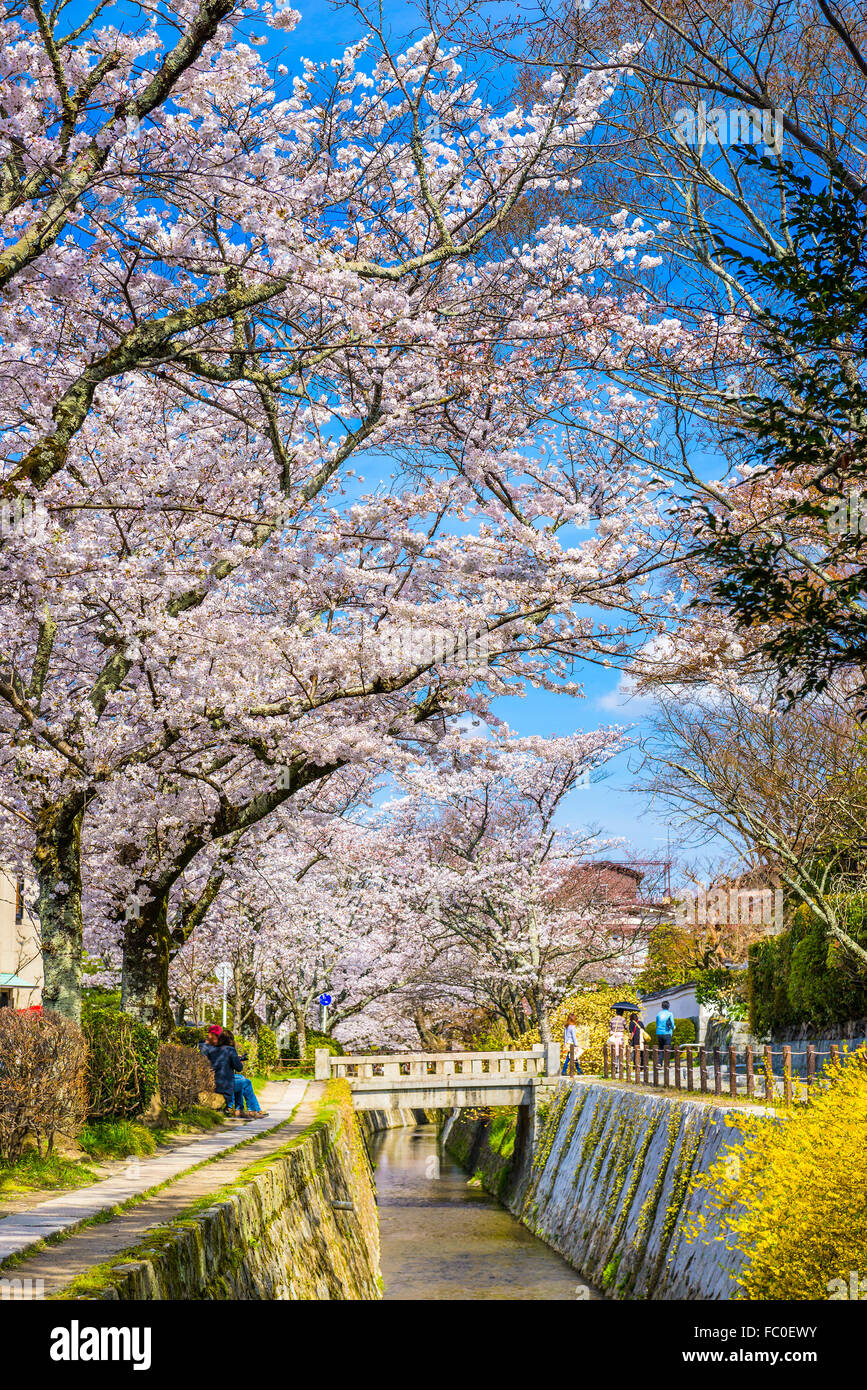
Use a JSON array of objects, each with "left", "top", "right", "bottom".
[
  {"left": 446, "top": 1081, "right": 750, "bottom": 1300},
  {"left": 66, "top": 1081, "right": 382, "bottom": 1301},
  {"left": 357, "top": 1106, "right": 438, "bottom": 1139}
]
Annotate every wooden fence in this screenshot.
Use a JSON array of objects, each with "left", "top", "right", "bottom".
[{"left": 601, "top": 1041, "right": 847, "bottom": 1104}]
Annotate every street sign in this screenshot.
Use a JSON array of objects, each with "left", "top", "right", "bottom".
[
  {"left": 318, "top": 993, "right": 332, "bottom": 1007},
  {"left": 215, "top": 962, "right": 232, "bottom": 985}
]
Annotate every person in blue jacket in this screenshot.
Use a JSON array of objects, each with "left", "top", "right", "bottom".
[
  {"left": 199, "top": 1026, "right": 244, "bottom": 1115},
  {"left": 220, "top": 1030, "right": 268, "bottom": 1119},
  {"left": 655, "top": 1000, "right": 676, "bottom": 1050}
]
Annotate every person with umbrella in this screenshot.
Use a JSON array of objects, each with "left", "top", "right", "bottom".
[{"left": 608, "top": 1000, "right": 639, "bottom": 1063}]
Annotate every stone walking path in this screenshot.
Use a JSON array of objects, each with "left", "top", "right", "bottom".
[
  {"left": 0, "top": 1079, "right": 308, "bottom": 1275},
  {"left": 0, "top": 1082, "right": 324, "bottom": 1300}
]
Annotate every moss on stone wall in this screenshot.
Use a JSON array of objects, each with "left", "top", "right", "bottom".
[
  {"left": 56, "top": 1081, "right": 381, "bottom": 1302},
  {"left": 447, "top": 1081, "right": 747, "bottom": 1301}
]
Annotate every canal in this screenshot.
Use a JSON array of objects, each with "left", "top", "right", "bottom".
[{"left": 368, "top": 1122, "right": 601, "bottom": 1300}]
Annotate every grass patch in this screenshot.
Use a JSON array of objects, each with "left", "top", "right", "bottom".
[
  {"left": 79, "top": 1107, "right": 225, "bottom": 1162},
  {"left": 0, "top": 1109, "right": 230, "bottom": 1211},
  {"left": 0, "top": 1152, "right": 99, "bottom": 1198},
  {"left": 78, "top": 1120, "right": 158, "bottom": 1161},
  {"left": 488, "top": 1108, "right": 518, "bottom": 1159}
]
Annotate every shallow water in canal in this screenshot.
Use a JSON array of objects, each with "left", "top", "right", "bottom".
[{"left": 368, "top": 1123, "right": 601, "bottom": 1301}]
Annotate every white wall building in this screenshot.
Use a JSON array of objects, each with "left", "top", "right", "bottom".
[
  {"left": 639, "top": 981, "right": 713, "bottom": 1042},
  {"left": 0, "top": 868, "right": 42, "bottom": 1009}
]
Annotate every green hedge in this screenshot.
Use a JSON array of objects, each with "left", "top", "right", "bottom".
[
  {"left": 257, "top": 1025, "right": 279, "bottom": 1071},
  {"left": 83, "top": 1008, "right": 159, "bottom": 1120},
  {"left": 645, "top": 1017, "right": 696, "bottom": 1047},
  {"left": 284, "top": 1029, "right": 344, "bottom": 1062},
  {"left": 175, "top": 1024, "right": 209, "bottom": 1048},
  {"left": 749, "top": 903, "right": 867, "bottom": 1035}
]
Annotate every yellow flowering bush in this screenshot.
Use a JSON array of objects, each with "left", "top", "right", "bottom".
[
  {"left": 685, "top": 1046, "right": 867, "bottom": 1299},
  {"left": 513, "top": 983, "right": 638, "bottom": 1074}
]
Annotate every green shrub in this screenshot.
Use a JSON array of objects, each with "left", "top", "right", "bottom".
[
  {"left": 257, "top": 1025, "right": 279, "bottom": 1071},
  {"left": 158, "top": 1044, "right": 214, "bottom": 1113},
  {"left": 284, "top": 1029, "right": 345, "bottom": 1062},
  {"left": 83, "top": 1008, "right": 159, "bottom": 1120},
  {"left": 646, "top": 1017, "right": 696, "bottom": 1047},
  {"left": 175, "top": 1024, "right": 209, "bottom": 1048},
  {"left": 239, "top": 1033, "right": 259, "bottom": 1074},
  {"left": 748, "top": 904, "right": 867, "bottom": 1034},
  {"left": 0, "top": 1011, "right": 88, "bottom": 1162},
  {"left": 82, "top": 987, "right": 121, "bottom": 1014}
]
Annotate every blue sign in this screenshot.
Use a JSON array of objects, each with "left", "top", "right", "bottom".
[{"left": 318, "top": 993, "right": 332, "bottom": 1007}]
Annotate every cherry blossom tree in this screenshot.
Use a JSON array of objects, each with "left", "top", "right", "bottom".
[
  {"left": 371, "top": 728, "right": 653, "bottom": 1041},
  {"left": 1, "top": 0, "right": 685, "bottom": 1020}
]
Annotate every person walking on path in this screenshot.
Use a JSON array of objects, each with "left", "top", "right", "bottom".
[
  {"left": 655, "top": 1001, "right": 676, "bottom": 1053},
  {"left": 562, "top": 1014, "right": 583, "bottom": 1076},
  {"left": 219, "top": 1030, "right": 269, "bottom": 1119},
  {"left": 628, "top": 1011, "right": 648, "bottom": 1056},
  {"left": 608, "top": 1006, "right": 627, "bottom": 1059},
  {"left": 199, "top": 1028, "right": 244, "bottom": 1116}
]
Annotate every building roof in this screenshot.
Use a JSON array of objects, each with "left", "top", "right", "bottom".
[
  {"left": 638, "top": 981, "right": 699, "bottom": 1003},
  {"left": 0, "top": 973, "right": 39, "bottom": 989},
  {"left": 586, "top": 860, "right": 646, "bottom": 881}
]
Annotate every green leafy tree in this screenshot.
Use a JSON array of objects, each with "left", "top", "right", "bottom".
[{"left": 697, "top": 160, "right": 867, "bottom": 704}]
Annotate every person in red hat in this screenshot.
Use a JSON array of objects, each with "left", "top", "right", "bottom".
[{"left": 198, "top": 1025, "right": 240, "bottom": 1115}]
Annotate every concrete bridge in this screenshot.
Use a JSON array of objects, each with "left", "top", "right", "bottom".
[{"left": 314, "top": 1044, "right": 561, "bottom": 1111}]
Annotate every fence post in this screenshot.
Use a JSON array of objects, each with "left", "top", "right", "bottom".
[
  {"left": 652, "top": 1046, "right": 660, "bottom": 1087},
  {"left": 625, "top": 1045, "right": 631, "bottom": 1083},
  {"left": 806, "top": 1044, "right": 816, "bottom": 1087},
  {"left": 764, "top": 1044, "right": 773, "bottom": 1102},
  {"left": 642, "top": 1046, "right": 649, "bottom": 1086},
  {"left": 783, "top": 1044, "right": 793, "bottom": 1105},
  {"left": 686, "top": 1048, "right": 694, "bottom": 1092},
  {"left": 314, "top": 1048, "right": 330, "bottom": 1081},
  {"left": 699, "top": 1046, "right": 707, "bottom": 1093},
  {"left": 603, "top": 1044, "right": 609, "bottom": 1079},
  {"left": 633, "top": 1045, "right": 640, "bottom": 1084},
  {"left": 746, "top": 1045, "right": 754, "bottom": 1100},
  {"left": 728, "top": 1046, "right": 738, "bottom": 1100},
  {"left": 713, "top": 1047, "right": 722, "bottom": 1096},
  {"left": 831, "top": 1043, "right": 840, "bottom": 1068},
  {"left": 617, "top": 1046, "right": 624, "bottom": 1081},
  {"left": 674, "top": 1045, "right": 681, "bottom": 1090},
  {"left": 663, "top": 1045, "right": 671, "bottom": 1088}
]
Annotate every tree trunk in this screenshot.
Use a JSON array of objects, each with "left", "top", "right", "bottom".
[
  {"left": 293, "top": 1002, "right": 307, "bottom": 1062},
  {"left": 121, "top": 892, "right": 175, "bottom": 1038},
  {"left": 33, "top": 796, "right": 86, "bottom": 1021},
  {"left": 534, "top": 993, "right": 551, "bottom": 1044},
  {"left": 413, "top": 1005, "right": 446, "bottom": 1051}
]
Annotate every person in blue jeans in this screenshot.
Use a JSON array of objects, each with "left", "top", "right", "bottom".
[
  {"left": 561, "top": 1014, "right": 583, "bottom": 1076},
  {"left": 219, "top": 1030, "right": 269, "bottom": 1119},
  {"left": 655, "top": 1001, "right": 675, "bottom": 1051},
  {"left": 199, "top": 1026, "right": 243, "bottom": 1114}
]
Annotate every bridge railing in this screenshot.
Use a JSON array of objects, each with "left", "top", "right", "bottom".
[{"left": 315, "top": 1044, "right": 559, "bottom": 1082}]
